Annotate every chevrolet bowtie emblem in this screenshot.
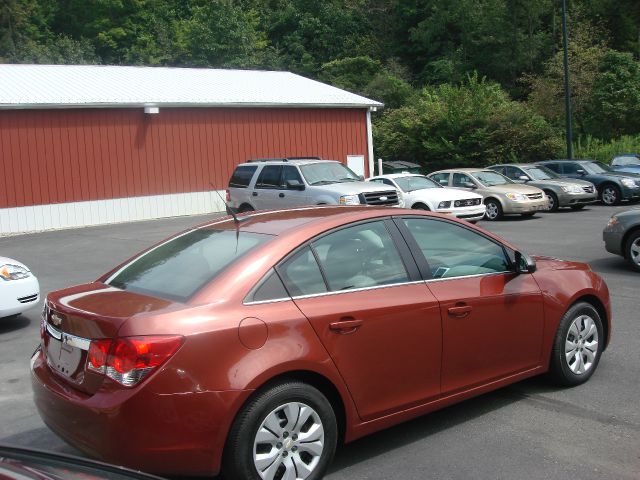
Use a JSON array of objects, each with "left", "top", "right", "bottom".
[{"left": 50, "top": 313, "right": 63, "bottom": 326}]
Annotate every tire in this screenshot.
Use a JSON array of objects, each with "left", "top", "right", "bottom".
[
  {"left": 549, "top": 302, "right": 604, "bottom": 387},
  {"left": 570, "top": 204, "right": 585, "bottom": 210},
  {"left": 545, "top": 191, "right": 559, "bottom": 212},
  {"left": 600, "top": 184, "right": 621, "bottom": 206},
  {"left": 624, "top": 230, "right": 640, "bottom": 272},
  {"left": 484, "top": 199, "right": 502, "bottom": 221},
  {"left": 411, "top": 203, "right": 430, "bottom": 210},
  {"left": 223, "top": 381, "right": 338, "bottom": 480},
  {"left": 238, "top": 204, "right": 255, "bottom": 213}
]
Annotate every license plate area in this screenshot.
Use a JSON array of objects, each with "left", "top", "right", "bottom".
[{"left": 44, "top": 323, "right": 90, "bottom": 379}]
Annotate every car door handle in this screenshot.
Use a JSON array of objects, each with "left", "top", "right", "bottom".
[
  {"left": 252, "top": 192, "right": 258, "bottom": 197},
  {"left": 448, "top": 305, "right": 472, "bottom": 318},
  {"left": 279, "top": 193, "right": 285, "bottom": 198},
  {"left": 329, "top": 319, "right": 363, "bottom": 334}
]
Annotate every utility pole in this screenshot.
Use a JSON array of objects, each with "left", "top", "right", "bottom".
[{"left": 561, "top": 0, "right": 573, "bottom": 159}]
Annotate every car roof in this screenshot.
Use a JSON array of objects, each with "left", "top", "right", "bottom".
[
  {"left": 237, "top": 158, "right": 339, "bottom": 167},
  {"left": 491, "top": 163, "right": 540, "bottom": 168},
  {"left": 538, "top": 159, "right": 596, "bottom": 163},
  {"left": 370, "top": 173, "right": 426, "bottom": 179},
  {"left": 430, "top": 168, "right": 494, "bottom": 174}
]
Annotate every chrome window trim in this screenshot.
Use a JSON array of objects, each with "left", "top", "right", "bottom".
[
  {"left": 45, "top": 323, "right": 91, "bottom": 351},
  {"left": 244, "top": 297, "right": 291, "bottom": 306},
  {"left": 290, "top": 280, "right": 425, "bottom": 301},
  {"left": 425, "top": 270, "right": 512, "bottom": 283}
]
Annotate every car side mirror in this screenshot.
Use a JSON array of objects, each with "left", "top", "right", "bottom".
[
  {"left": 286, "top": 179, "right": 305, "bottom": 190},
  {"left": 576, "top": 169, "right": 586, "bottom": 176},
  {"left": 515, "top": 251, "right": 536, "bottom": 274},
  {"left": 519, "top": 175, "right": 530, "bottom": 182},
  {"left": 464, "top": 182, "right": 476, "bottom": 189}
]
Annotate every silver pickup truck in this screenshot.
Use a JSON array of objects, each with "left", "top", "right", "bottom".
[{"left": 226, "top": 158, "right": 399, "bottom": 213}]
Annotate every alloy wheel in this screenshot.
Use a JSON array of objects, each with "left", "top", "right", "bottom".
[
  {"left": 601, "top": 187, "right": 618, "bottom": 205},
  {"left": 564, "top": 315, "right": 599, "bottom": 375},
  {"left": 485, "top": 202, "right": 499, "bottom": 220},
  {"left": 630, "top": 237, "right": 640, "bottom": 267},
  {"left": 253, "top": 402, "right": 325, "bottom": 480},
  {"left": 547, "top": 194, "right": 555, "bottom": 210}
]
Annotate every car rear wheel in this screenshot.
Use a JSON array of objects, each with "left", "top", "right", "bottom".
[
  {"left": 223, "top": 381, "right": 337, "bottom": 480},
  {"left": 545, "top": 191, "right": 559, "bottom": 212},
  {"left": 484, "top": 199, "right": 502, "bottom": 221},
  {"left": 238, "top": 204, "right": 255, "bottom": 213},
  {"left": 600, "top": 184, "right": 621, "bottom": 206},
  {"left": 625, "top": 230, "right": 640, "bottom": 272},
  {"left": 549, "top": 302, "right": 603, "bottom": 386}
]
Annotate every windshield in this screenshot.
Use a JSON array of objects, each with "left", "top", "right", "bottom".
[
  {"left": 299, "top": 162, "right": 360, "bottom": 185},
  {"left": 523, "top": 166, "right": 559, "bottom": 180},
  {"left": 394, "top": 175, "right": 441, "bottom": 192},
  {"left": 473, "top": 171, "right": 512, "bottom": 186},
  {"left": 613, "top": 155, "right": 640, "bottom": 166},
  {"left": 108, "top": 228, "right": 272, "bottom": 302},
  {"left": 583, "top": 161, "right": 612, "bottom": 174}
]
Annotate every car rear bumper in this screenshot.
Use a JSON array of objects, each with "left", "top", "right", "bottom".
[
  {"left": 31, "top": 347, "right": 251, "bottom": 477},
  {"left": 0, "top": 275, "right": 39, "bottom": 318}
]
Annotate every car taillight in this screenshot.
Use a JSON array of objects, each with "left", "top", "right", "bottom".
[
  {"left": 225, "top": 189, "right": 231, "bottom": 202},
  {"left": 86, "top": 335, "right": 183, "bottom": 387},
  {"left": 87, "top": 339, "right": 113, "bottom": 374}
]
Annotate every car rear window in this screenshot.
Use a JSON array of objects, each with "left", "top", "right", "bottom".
[
  {"left": 229, "top": 165, "right": 258, "bottom": 188},
  {"left": 108, "top": 228, "right": 272, "bottom": 302}
]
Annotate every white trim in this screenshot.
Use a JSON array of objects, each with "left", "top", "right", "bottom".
[
  {"left": 366, "top": 109, "right": 375, "bottom": 178},
  {"left": 0, "top": 190, "right": 227, "bottom": 236}
]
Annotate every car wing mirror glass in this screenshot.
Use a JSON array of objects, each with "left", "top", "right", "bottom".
[
  {"left": 515, "top": 251, "right": 536, "bottom": 274},
  {"left": 286, "top": 179, "right": 305, "bottom": 190}
]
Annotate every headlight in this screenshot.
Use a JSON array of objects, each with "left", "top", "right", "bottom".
[
  {"left": 621, "top": 178, "right": 638, "bottom": 188},
  {"left": 505, "top": 192, "right": 527, "bottom": 201},
  {"left": 0, "top": 263, "right": 31, "bottom": 281},
  {"left": 437, "top": 201, "right": 451, "bottom": 209},
  {"left": 339, "top": 194, "right": 361, "bottom": 205},
  {"left": 561, "top": 185, "right": 583, "bottom": 194}
]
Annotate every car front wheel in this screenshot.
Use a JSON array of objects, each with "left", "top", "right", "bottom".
[
  {"left": 546, "top": 191, "right": 559, "bottom": 212},
  {"left": 600, "top": 185, "right": 621, "bottom": 206},
  {"left": 484, "top": 199, "right": 502, "bottom": 221},
  {"left": 549, "top": 302, "right": 604, "bottom": 386},
  {"left": 223, "top": 381, "right": 338, "bottom": 480},
  {"left": 625, "top": 230, "right": 640, "bottom": 272}
]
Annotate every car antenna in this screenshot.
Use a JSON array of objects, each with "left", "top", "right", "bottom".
[{"left": 210, "top": 182, "right": 239, "bottom": 226}]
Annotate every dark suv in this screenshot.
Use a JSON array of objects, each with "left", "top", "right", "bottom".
[{"left": 537, "top": 160, "right": 640, "bottom": 206}]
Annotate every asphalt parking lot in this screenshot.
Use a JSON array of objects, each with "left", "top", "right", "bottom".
[{"left": 1, "top": 204, "right": 639, "bottom": 479}]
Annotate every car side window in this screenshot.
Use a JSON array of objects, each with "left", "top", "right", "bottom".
[
  {"left": 402, "top": 218, "right": 510, "bottom": 279},
  {"left": 255, "top": 165, "right": 283, "bottom": 189},
  {"left": 277, "top": 246, "right": 328, "bottom": 297},
  {"left": 543, "top": 163, "right": 560, "bottom": 173},
  {"left": 229, "top": 165, "right": 258, "bottom": 188},
  {"left": 430, "top": 173, "right": 450, "bottom": 186},
  {"left": 246, "top": 269, "right": 290, "bottom": 303},
  {"left": 312, "top": 221, "right": 409, "bottom": 291},
  {"left": 281, "top": 166, "right": 304, "bottom": 189},
  {"left": 452, "top": 173, "right": 474, "bottom": 188},
  {"left": 561, "top": 163, "right": 581, "bottom": 174},
  {"left": 504, "top": 166, "right": 523, "bottom": 180},
  {"left": 492, "top": 166, "right": 506, "bottom": 175}
]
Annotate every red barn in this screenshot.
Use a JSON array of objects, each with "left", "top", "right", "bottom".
[{"left": 0, "top": 65, "right": 382, "bottom": 235}]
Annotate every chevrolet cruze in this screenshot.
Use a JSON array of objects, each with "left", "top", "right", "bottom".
[{"left": 32, "top": 207, "right": 611, "bottom": 479}]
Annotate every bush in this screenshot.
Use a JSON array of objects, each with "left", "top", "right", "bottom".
[
  {"left": 574, "top": 135, "right": 640, "bottom": 163},
  {"left": 374, "top": 73, "right": 563, "bottom": 171}
]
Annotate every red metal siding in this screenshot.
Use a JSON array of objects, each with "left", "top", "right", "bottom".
[{"left": 0, "top": 107, "right": 369, "bottom": 209}]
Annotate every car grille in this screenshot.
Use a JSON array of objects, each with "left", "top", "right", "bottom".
[
  {"left": 582, "top": 185, "right": 595, "bottom": 193},
  {"left": 359, "top": 190, "right": 399, "bottom": 206},
  {"left": 17, "top": 293, "right": 38, "bottom": 303},
  {"left": 526, "top": 193, "right": 543, "bottom": 200},
  {"left": 454, "top": 198, "right": 482, "bottom": 207}
]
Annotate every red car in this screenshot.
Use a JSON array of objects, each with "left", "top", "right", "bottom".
[{"left": 31, "top": 207, "right": 611, "bottom": 479}]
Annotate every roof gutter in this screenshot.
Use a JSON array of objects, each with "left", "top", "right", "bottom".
[{"left": 0, "top": 101, "right": 384, "bottom": 110}]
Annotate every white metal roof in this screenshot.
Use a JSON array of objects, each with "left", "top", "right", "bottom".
[{"left": 0, "top": 64, "right": 383, "bottom": 110}]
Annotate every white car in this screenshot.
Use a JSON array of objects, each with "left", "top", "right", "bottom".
[
  {"left": 368, "top": 173, "right": 486, "bottom": 222},
  {"left": 0, "top": 256, "right": 39, "bottom": 318}
]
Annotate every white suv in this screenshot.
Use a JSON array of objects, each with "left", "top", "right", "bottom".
[{"left": 226, "top": 158, "right": 399, "bottom": 213}]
